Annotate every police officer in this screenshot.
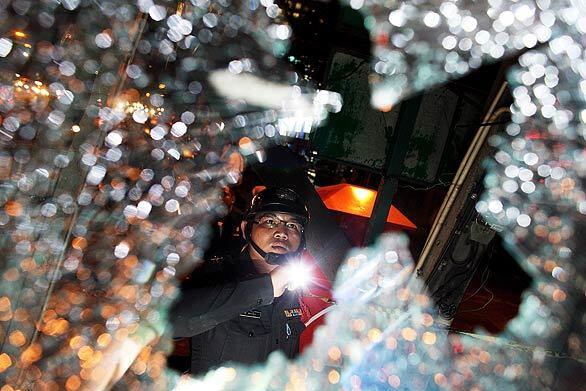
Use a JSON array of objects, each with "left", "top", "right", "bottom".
[{"left": 170, "top": 187, "right": 310, "bottom": 374}]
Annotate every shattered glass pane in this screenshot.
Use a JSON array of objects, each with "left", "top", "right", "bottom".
[{"left": 0, "top": 0, "right": 584, "bottom": 390}]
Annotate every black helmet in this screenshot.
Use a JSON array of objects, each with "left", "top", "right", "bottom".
[
  {"left": 245, "top": 187, "right": 309, "bottom": 226},
  {"left": 243, "top": 187, "right": 310, "bottom": 265}
]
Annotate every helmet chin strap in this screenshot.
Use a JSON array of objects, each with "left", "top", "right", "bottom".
[
  {"left": 248, "top": 237, "right": 299, "bottom": 266},
  {"left": 248, "top": 237, "right": 268, "bottom": 260}
]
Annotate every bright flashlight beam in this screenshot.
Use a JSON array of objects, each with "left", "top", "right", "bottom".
[{"left": 285, "top": 261, "right": 313, "bottom": 290}]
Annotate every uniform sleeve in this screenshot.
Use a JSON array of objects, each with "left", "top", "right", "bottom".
[{"left": 170, "top": 274, "right": 275, "bottom": 337}]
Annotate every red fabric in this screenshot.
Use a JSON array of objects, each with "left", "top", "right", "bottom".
[
  {"left": 172, "top": 338, "right": 190, "bottom": 357},
  {"left": 297, "top": 251, "right": 334, "bottom": 353}
]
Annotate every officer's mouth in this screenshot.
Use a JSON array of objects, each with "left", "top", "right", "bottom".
[{"left": 270, "top": 242, "right": 289, "bottom": 253}]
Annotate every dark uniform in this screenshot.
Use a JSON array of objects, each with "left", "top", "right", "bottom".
[{"left": 170, "top": 251, "right": 306, "bottom": 375}]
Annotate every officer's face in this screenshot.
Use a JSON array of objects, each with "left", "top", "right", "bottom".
[{"left": 245, "top": 212, "right": 303, "bottom": 258}]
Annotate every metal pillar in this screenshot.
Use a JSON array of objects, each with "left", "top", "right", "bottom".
[{"left": 363, "top": 94, "right": 423, "bottom": 245}]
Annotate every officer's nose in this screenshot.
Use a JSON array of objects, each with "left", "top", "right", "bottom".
[{"left": 273, "top": 227, "right": 288, "bottom": 240}]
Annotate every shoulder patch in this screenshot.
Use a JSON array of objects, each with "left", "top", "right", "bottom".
[{"left": 283, "top": 308, "right": 303, "bottom": 318}]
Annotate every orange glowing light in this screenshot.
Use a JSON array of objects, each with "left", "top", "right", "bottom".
[
  {"left": 79, "top": 368, "right": 92, "bottom": 381},
  {"left": 43, "top": 318, "right": 69, "bottom": 336},
  {"left": 14, "top": 31, "right": 27, "bottom": 38},
  {"left": 0, "top": 311, "right": 13, "bottom": 322},
  {"left": 65, "top": 375, "right": 81, "bottom": 391},
  {"left": 316, "top": 184, "right": 417, "bottom": 229},
  {"left": 351, "top": 186, "right": 374, "bottom": 203},
  {"left": 552, "top": 289, "right": 566, "bottom": 302},
  {"left": 132, "top": 360, "right": 148, "bottom": 375},
  {"left": 397, "top": 288, "right": 410, "bottom": 301},
  {"left": 238, "top": 136, "right": 252, "bottom": 148},
  {"left": 71, "top": 237, "right": 87, "bottom": 250},
  {"left": 8, "top": 331, "right": 26, "bottom": 347},
  {"left": 20, "top": 343, "right": 42, "bottom": 364},
  {"left": 479, "top": 350, "right": 491, "bottom": 363},
  {"left": 97, "top": 333, "right": 112, "bottom": 348},
  {"left": 401, "top": 327, "right": 417, "bottom": 341},
  {"left": 328, "top": 370, "right": 340, "bottom": 384},
  {"left": 0, "top": 353, "right": 12, "bottom": 373},
  {"left": 20, "top": 258, "right": 36, "bottom": 272},
  {"left": 368, "top": 328, "right": 382, "bottom": 342},
  {"left": 422, "top": 313, "right": 434, "bottom": 327},
  {"left": 0, "top": 297, "right": 11, "bottom": 312},
  {"left": 69, "top": 336, "right": 86, "bottom": 349},
  {"left": 327, "top": 347, "right": 341, "bottom": 361},
  {"left": 77, "top": 346, "right": 94, "bottom": 361},
  {"left": 422, "top": 331, "right": 436, "bottom": 345},
  {"left": 3, "top": 267, "right": 19, "bottom": 282},
  {"left": 119, "top": 285, "right": 137, "bottom": 301},
  {"left": 544, "top": 260, "right": 556, "bottom": 272},
  {"left": 5, "top": 201, "right": 22, "bottom": 217}
]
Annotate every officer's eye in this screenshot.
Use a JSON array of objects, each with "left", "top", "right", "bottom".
[
  {"left": 262, "top": 218, "right": 276, "bottom": 227},
  {"left": 286, "top": 222, "right": 301, "bottom": 232}
]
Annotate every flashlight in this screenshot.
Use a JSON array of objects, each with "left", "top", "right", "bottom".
[{"left": 284, "top": 260, "right": 313, "bottom": 290}]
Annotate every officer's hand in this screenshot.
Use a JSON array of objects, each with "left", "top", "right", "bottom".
[{"left": 269, "top": 266, "right": 290, "bottom": 297}]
